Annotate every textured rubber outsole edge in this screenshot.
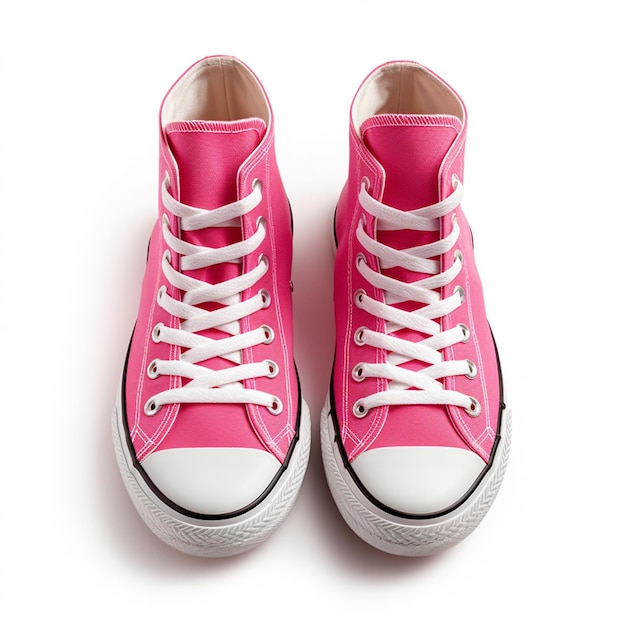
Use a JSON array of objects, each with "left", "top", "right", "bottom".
[
  {"left": 320, "top": 395, "right": 511, "bottom": 556},
  {"left": 112, "top": 387, "right": 311, "bottom": 558}
]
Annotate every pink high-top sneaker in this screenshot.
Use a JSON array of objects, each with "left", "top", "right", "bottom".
[
  {"left": 112, "top": 57, "right": 311, "bottom": 557},
  {"left": 321, "top": 61, "right": 511, "bottom": 556}
]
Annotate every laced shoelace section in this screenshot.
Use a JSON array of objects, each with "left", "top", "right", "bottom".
[
  {"left": 144, "top": 178, "right": 282, "bottom": 417},
  {"left": 352, "top": 176, "right": 480, "bottom": 419}
]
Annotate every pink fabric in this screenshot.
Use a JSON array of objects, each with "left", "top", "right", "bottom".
[
  {"left": 124, "top": 57, "right": 298, "bottom": 464},
  {"left": 333, "top": 62, "right": 500, "bottom": 464}
]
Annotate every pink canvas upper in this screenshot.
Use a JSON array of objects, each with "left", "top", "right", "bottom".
[
  {"left": 124, "top": 57, "right": 298, "bottom": 465},
  {"left": 333, "top": 62, "right": 501, "bottom": 465}
]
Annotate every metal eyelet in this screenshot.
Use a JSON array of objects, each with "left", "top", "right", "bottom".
[
  {"left": 355, "top": 253, "right": 367, "bottom": 268},
  {"left": 261, "top": 325, "right": 275, "bottom": 344},
  {"left": 465, "top": 397, "right": 481, "bottom": 417},
  {"left": 252, "top": 178, "right": 263, "bottom": 193},
  {"left": 152, "top": 323, "right": 164, "bottom": 343},
  {"left": 451, "top": 173, "right": 460, "bottom": 187},
  {"left": 259, "top": 288, "right": 271, "bottom": 308},
  {"left": 144, "top": 398, "right": 161, "bottom": 417},
  {"left": 147, "top": 359, "right": 160, "bottom": 379},
  {"left": 258, "top": 253, "right": 269, "bottom": 269},
  {"left": 354, "top": 326, "right": 367, "bottom": 346},
  {"left": 266, "top": 360, "right": 279, "bottom": 378},
  {"left": 454, "top": 285, "right": 465, "bottom": 303},
  {"left": 268, "top": 396, "right": 283, "bottom": 415},
  {"left": 458, "top": 323, "right": 471, "bottom": 343},
  {"left": 354, "top": 289, "right": 366, "bottom": 307},
  {"left": 157, "top": 285, "right": 167, "bottom": 304},
  {"left": 353, "top": 401, "right": 369, "bottom": 418},
  {"left": 454, "top": 249, "right": 463, "bottom": 265},
  {"left": 465, "top": 359, "right": 477, "bottom": 379},
  {"left": 361, "top": 176, "right": 371, "bottom": 191},
  {"left": 352, "top": 363, "right": 366, "bottom": 382}
]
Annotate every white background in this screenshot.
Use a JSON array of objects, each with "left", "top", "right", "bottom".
[{"left": 1, "top": 1, "right": 624, "bottom": 623}]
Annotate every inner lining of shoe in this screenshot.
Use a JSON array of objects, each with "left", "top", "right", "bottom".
[
  {"left": 162, "top": 57, "right": 269, "bottom": 125},
  {"left": 353, "top": 63, "right": 464, "bottom": 130}
]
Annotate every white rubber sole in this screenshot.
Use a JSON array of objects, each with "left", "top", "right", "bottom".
[
  {"left": 112, "top": 384, "right": 311, "bottom": 558},
  {"left": 320, "top": 394, "right": 511, "bottom": 556}
]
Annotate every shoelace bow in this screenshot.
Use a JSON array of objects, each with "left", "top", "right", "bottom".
[
  {"left": 352, "top": 176, "right": 480, "bottom": 418},
  {"left": 144, "top": 178, "right": 282, "bottom": 417}
]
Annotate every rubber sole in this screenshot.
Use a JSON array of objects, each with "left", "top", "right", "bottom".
[
  {"left": 112, "top": 385, "right": 311, "bottom": 558},
  {"left": 320, "top": 394, "right": 511, "bottom": 556}
]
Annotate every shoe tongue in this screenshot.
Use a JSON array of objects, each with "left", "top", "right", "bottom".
[
  {"left": 362, "top": 114, "right": 462, "bottom": 271},
  {"left": 164, "top": 119, "right": 266, "bottom": 319},
  {"left": 361, "top": 114, "right": 461, "bottom": 210},
  {"left": 165, "top": 118, "right": 267, "bottom": 210}
]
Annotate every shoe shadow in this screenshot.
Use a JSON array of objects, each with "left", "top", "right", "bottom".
[{"left": 290, "top": 192, "right": 337, "bottom": 421}]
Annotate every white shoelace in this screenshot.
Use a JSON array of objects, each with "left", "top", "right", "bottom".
[
  {"left": 144, "top": 178, "right": 282, "bottom": 417},
  {"left": 352, "top": 176, "right": 480, "bottom": 418}
]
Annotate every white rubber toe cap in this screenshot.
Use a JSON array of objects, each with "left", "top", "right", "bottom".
[
  {"left": 141, "top": 447, "right": 281, "bottom": 516},
  {"left": 351, "top": 446, "right": 486, "bottom": 516}
]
